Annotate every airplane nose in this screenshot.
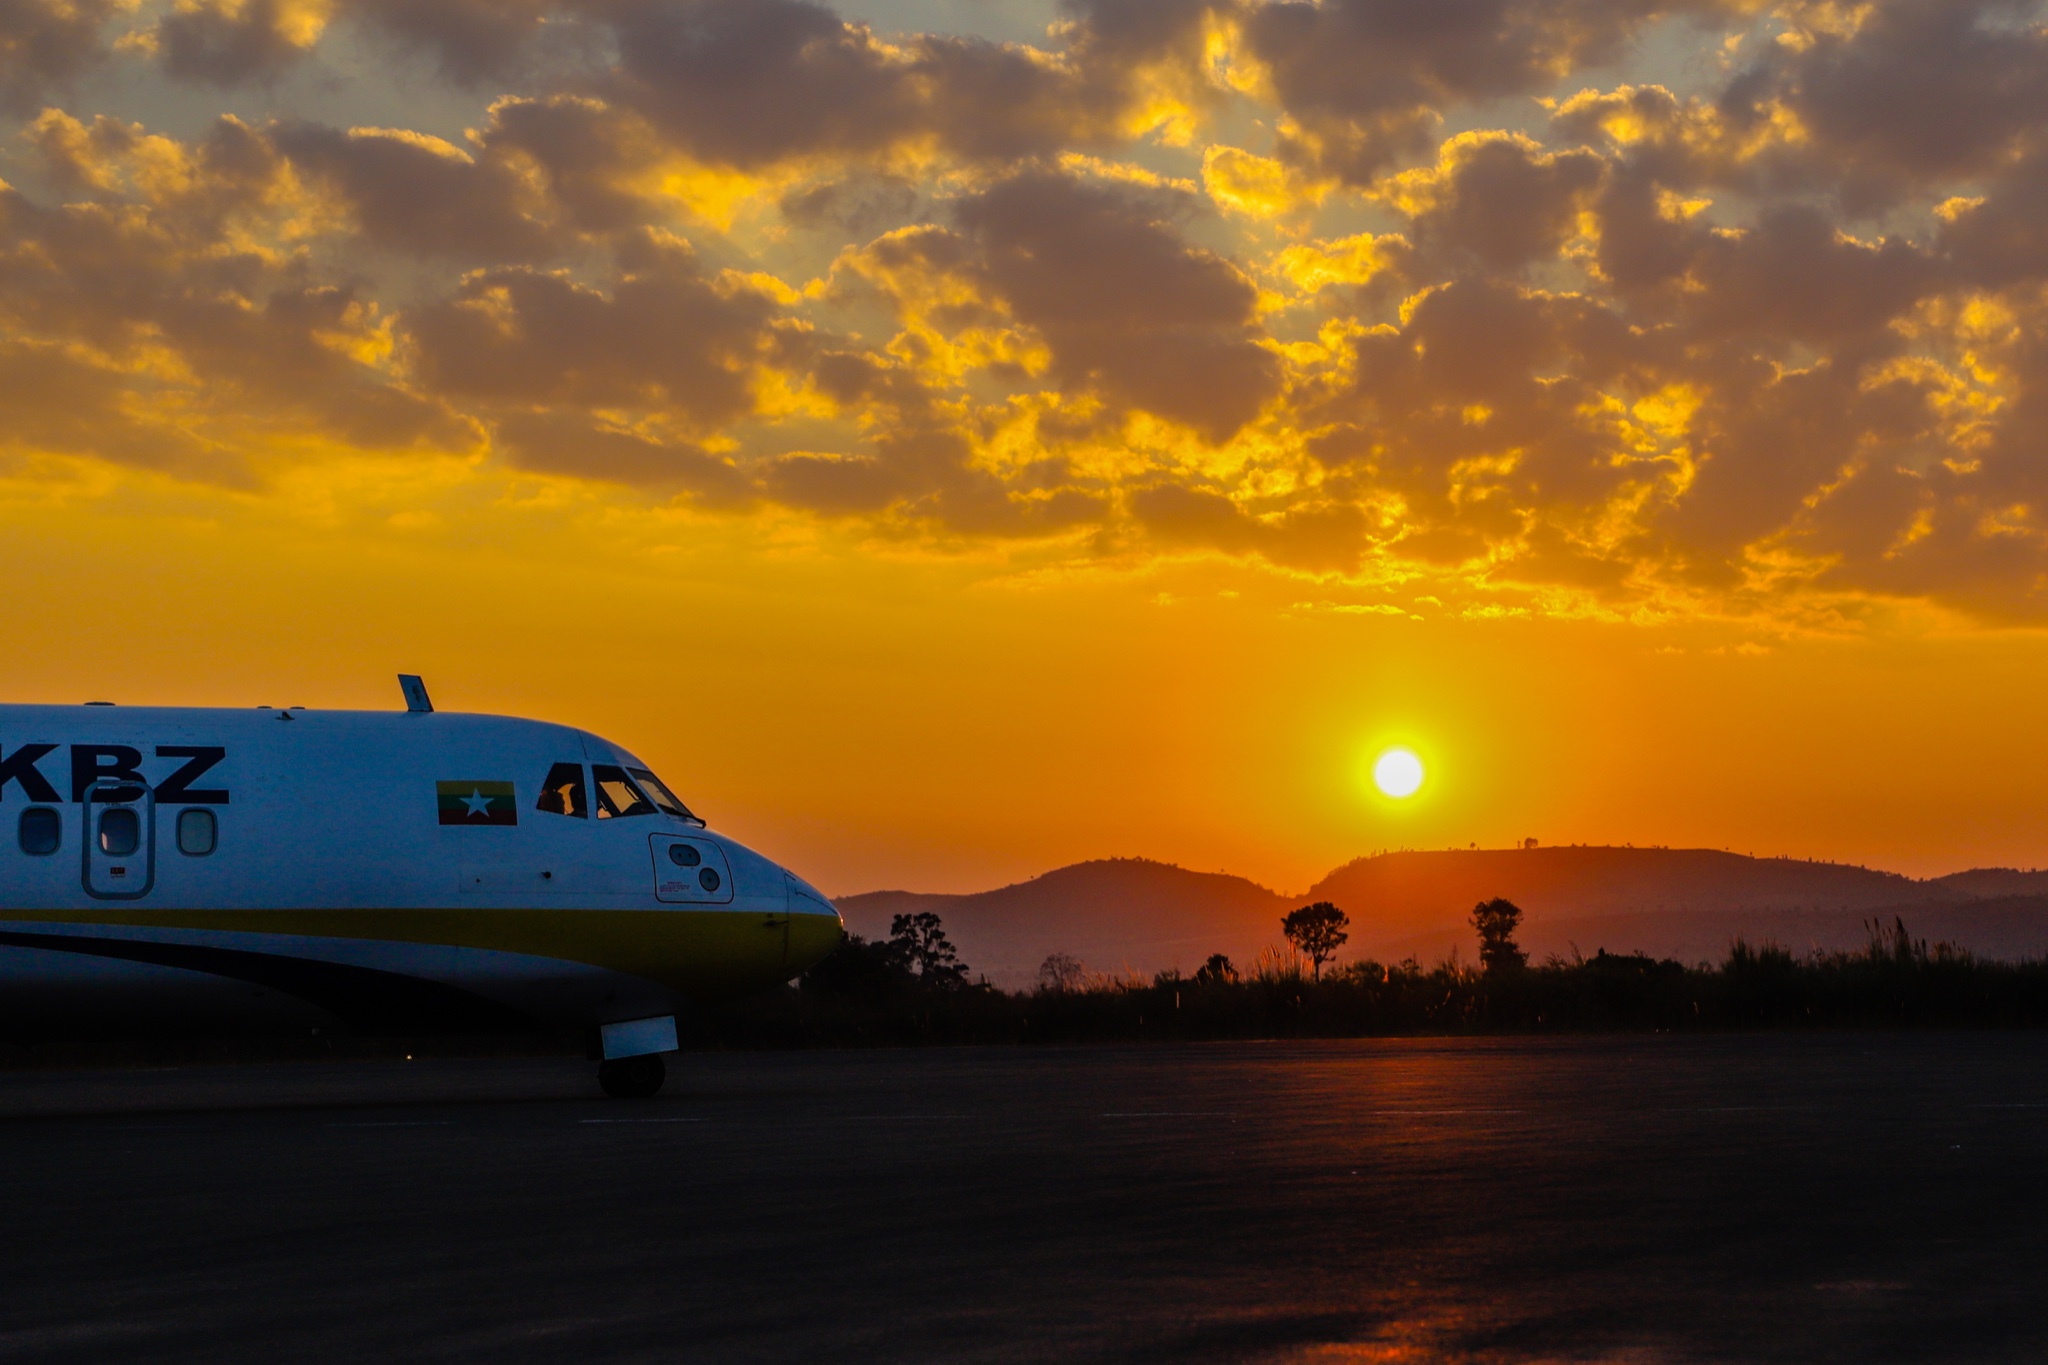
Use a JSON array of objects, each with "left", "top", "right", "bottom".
[{"left": 783, "top": 870, "right": 844, "bottom": 975}]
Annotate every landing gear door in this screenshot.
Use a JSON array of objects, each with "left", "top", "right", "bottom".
[
  {"left": 650, "top": 834, "right": 734, "bottom": 905},
  {"left": 83, "top": 778, "right": 154, "bottom": 900}
]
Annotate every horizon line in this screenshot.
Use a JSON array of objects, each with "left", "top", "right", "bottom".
[{"left": 829, "top": 845, "right": 2048, "bottom": 903}]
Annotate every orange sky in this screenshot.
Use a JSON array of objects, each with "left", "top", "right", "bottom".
[{"left": 4, "top": 0, "right": 2048, "bottom": 894}]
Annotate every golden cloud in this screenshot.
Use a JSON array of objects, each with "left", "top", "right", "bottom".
[{"left": 0, "top": 0, "right": 2047, "bottom": 624}]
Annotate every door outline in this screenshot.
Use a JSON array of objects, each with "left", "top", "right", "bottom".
[
  {"left": 648, "top": 834, "right": 734, "bottom": 905},
  {"left": 82, "top": 776, "right": 155, "bottom": 901}
]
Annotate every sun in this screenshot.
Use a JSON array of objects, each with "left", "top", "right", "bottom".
[{"left": 1372, "top": 747, "right": 1425, "bottom": 799}]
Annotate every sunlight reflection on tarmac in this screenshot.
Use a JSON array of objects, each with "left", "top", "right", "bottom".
[{"left": 1, "top": 1035, "right": 2044, "bottom": 1363}]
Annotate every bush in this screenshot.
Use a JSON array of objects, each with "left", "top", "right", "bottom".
[{"left": 749, "top": 912, "right": 2048, "bottom": 1049}]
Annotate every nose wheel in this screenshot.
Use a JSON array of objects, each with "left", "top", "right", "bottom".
[{"left": 597, "top": 1053, "right": 666, "bottom": 1099}]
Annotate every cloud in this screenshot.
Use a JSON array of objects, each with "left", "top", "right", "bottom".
[
  {"left": 1716, "top": 0, "right": 2048, "bottom": 207},
  {"left": 598, "top": 0, "right": 1155, "bottom": 170},
  {"left": 0, "top": 118, "right": 457, "bottom": 466},
  {"left": 0, "top": 338, "right": 214, "bottom": 473},
  {"left": 1304, "top": 279, "right": 1660, "bottom": 527},
  {"left": 9, "top": 0, "right": 2048, "bottom": 622},
  {"left": 275, "top": 120, "right": 572, "bottom": 261},
  {"left": 142, "top": 0, "right": 1162, "bottom": 167},
  {"left": 831, "top": 169, "right": 1285, "bottom": 444},
  {"left": 1058, "top": 0, "right": 1221, "bottom": 66},
  {"left": 490, "top": 407, "right": 751, "bottom": 495},
  {"left": 1389, "top": 130, "right": 1604, "bottom": 273},
  {"left": 1674, "top": 207, "right": 1936, "bottom": 347},
  {"left": 19, "top": 109, "right": 286, "bottom": 233},
  {"left": 1940, "top": 149, "right": 2048, "bottom": 288},
  {"left": 154, "top": 0, "right": 331, "bottom": 86},
  {"left": 1551, "top": 83, "right": 1796, "bottom": 195},
  {"left": 595, "top": 0, "right": 1205, "bottom": 172},
  {"left": 1203, "top": 144, "right": 1327, "bottom": 217},
  {"left": 1242, "top": 0, "right": 1747, "bottom": 182},
  {"left": 401, "top": 227, "right": 778, "bottom": 425},
  {"left": 0, "top": 0, "right": 119, "bottom": 111},
  {"left": 599, "top": 0, "right": 917, "bottom": 168},
  {"left": 339, "top": 0, "right": 563, "bottom": 84},
  {"left": 778, "top": 170, "right": 922, "bottom": 236},
  {"left": 762, "top": 432, "right": 1109, "bottom": 536},
  {"left": 477, "top": 95, "right": 659, "bottom": 235},
  {"left": 948, "top": 169, "right": 1282, "bottom": 441},
  {"left": 1269, "top": 231, "right": 1408, "bottom": 296},
  {"left": 276, "top": 94, "right": 678, "bottom": 263},
  {"left": 1132, "top": 484, "right": 1368, "bottom": 572}
]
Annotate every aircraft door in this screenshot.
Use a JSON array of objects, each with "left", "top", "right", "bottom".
[
  {"left": 649, "top": 834, "right": 734, "bottom": 906},
  {"left": 83, "top": 777, "right": 155, "bottom": 899}
]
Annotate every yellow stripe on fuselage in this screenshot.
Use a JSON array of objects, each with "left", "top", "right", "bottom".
[{"left": 2, "top": 908, "right": 845, "bottom": 1002}]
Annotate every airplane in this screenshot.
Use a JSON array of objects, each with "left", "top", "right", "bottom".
[{"left": 0, "top": 676, "right": 844, "bottom": 1097}]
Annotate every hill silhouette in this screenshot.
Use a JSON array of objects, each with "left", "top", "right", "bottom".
[
  {"left": 839, "top": 859, "right": 1294, "bottom": 987},
  {"left": 837, "top": 847, "right": 2048, "bottom": 987}
]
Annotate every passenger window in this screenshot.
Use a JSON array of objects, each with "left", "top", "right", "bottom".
[
  {"left": 99, "top": 807, "right": 140, "bottom": 857},
  {"left": 535, "top": 762, "right": 589, "bottom": 819},
  {"left": 629, "top": 768, "right": 695, "bottom": 820},
  {"left": 592, "top": 765, "right": 657, "bottom": 819},
  {"left": 177, "top": 808, "right": 217, "bottom": 856},
  {"left": 18, "top": 807, "right": 59, "bottom": 856}
]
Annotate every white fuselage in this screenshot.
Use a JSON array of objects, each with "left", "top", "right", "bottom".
[{"left": 0, "top": 704, "right": 842, "bottom": 1039}]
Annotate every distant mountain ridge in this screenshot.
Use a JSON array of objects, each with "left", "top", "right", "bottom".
[
  {"left": 841, "top": 858, "right": 1295, "bottom": 988},
  {"left": 1923, "top": 867, "right": 2048, "bottom": 900},
  {"left": 836, "top": 848, "right": 2048, "bottom": 987}
]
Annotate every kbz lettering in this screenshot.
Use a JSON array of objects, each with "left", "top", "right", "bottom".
[{"left": 0, "top": 746, "right": 231, "bottom": 804}]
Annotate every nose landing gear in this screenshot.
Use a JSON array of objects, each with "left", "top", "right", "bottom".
[{"left": 597, "top": 1053, "right": 665, "bottom": 1099}]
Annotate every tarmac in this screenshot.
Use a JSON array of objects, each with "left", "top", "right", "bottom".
[{"left": 2, "top": 1034, "right": 2045, "bottom": 1362}]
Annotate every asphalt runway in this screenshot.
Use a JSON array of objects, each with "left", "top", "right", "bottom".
[{"left": 2, "top": 1035, "right": 2045, "bottom": 1363}]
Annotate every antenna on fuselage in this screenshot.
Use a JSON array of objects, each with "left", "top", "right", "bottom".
[{"left": 398, "top": 674, "right": 434, "bottom": 714}]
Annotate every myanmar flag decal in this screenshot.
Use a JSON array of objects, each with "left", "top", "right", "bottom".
[{"left": 437, "top": 780, "right": 518, "bottom": 826}]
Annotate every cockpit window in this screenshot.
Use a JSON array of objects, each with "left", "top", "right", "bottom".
[
  {"left": 591, "top": 764, "right": 658, "bottom": 819},
  {"left": 536, "top": 762, "right": 588, "bottom": 819},
  {"left": 629, "top": 768, "right": 695, "bottom": 820}
]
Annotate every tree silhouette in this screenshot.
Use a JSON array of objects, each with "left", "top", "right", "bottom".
[
  {"left": 1037, "top": 952, "right": 1085, "bottom": 993},
  {"left": 1471, "top": 898, "right": 1528, "bottom": 975},
  {"left": 1192, "top": 953, "right": 1238, "bottom": 986},
  {"left": 1281, "top": 902, "right": 1350, "bottom": 981},
  {"left": 888, "top": 911, "right": 968, "bottom": 988},
  {"left": 800, "top": 932, "right": 905, "bottom": 1000}
]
